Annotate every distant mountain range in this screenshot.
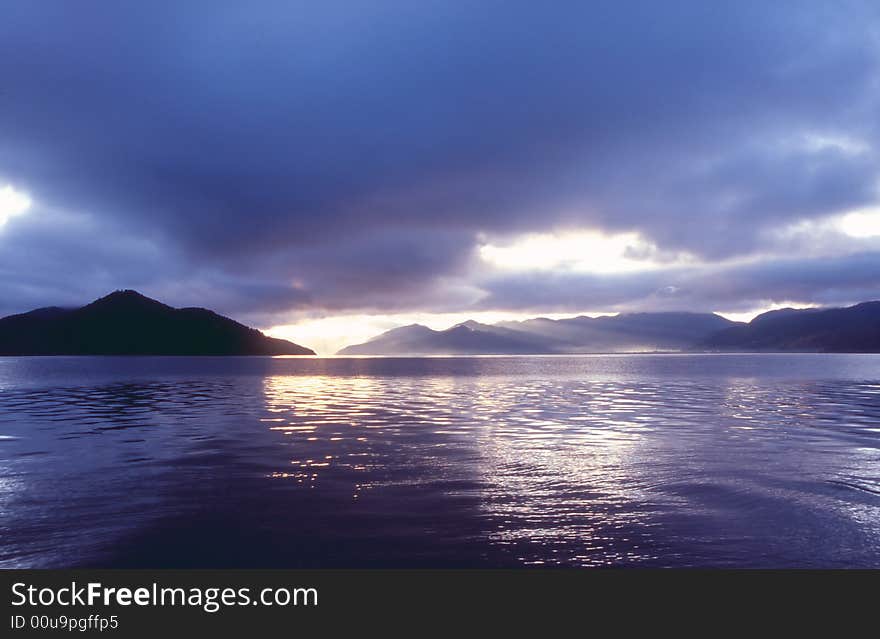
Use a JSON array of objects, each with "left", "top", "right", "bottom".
[
  {"left": 4, "top": 291, "right": 878, "bottom": 357},
  {"left": 701, "top": 302, "right": 880, "bottom": 352},
  {"left": 0, "top": 290, "right": 314, "bottom": 356},
  {"left": 340, "top": 302, "right": 880, "bottom": 355},
  {"left": 338, "top": 312, "right": 738, "bottom": 355}
]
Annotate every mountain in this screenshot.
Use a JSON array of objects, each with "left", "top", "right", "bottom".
[
  {"left": 337, "top": 312, "right": 738, "bottom": 355},
  {"left": 0, "top": 290, "right": 315, "bottom": 356},
  {"left": 337, "top": 322, "right": 552, "bottom": 356},
  {"left": 497, "top": 312, "right": 736, "bottom": 353},
  {"left": 701, "top": 302, "right": 880, "bottom": 352}
]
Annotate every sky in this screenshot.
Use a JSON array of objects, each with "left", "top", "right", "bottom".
[{"left": 1, "top": 1, "right": 880, "bottom": 354}]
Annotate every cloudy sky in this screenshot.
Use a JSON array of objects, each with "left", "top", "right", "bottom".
[{"left": 1, "top": 1, "right": 879, "bottom": 353}]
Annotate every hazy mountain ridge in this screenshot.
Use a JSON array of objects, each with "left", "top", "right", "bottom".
[
  {"left": 338, "top": 321, "right": 553, "bottom": 355},
  {"left": 340, "top": 303, "right": 880, "bottom": 355},
  {"left": 0, "top": 290, "right": 315, "bottom": 356},
  {"left": 498, "top": 312, "right": 736, "bottom": 352},
  {"left": 338, "top": 312, "right": 740, "bottom": 355}
]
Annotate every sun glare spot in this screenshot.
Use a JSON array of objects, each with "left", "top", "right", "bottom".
[
  {"left": 0, "top": 185, "right": 32, "bottom": 227},
  {"left": 837, "top": 208, "right": 880, "bottom": 238}
]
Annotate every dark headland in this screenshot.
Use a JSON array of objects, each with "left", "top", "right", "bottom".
[{"left": 0, "top": 290, "right": 314, "bottom": 356}]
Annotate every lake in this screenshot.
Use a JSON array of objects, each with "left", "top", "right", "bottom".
[{"left": 1, "top": 354, "right": 879, "bottom": 568}]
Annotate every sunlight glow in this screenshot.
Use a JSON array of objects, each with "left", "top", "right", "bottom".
[
  {"left": 837, "top": 207, "right": 880, "bottom": 238},
  {"left": 717, "top": 301, "right": 820, "bottom": 324},
  {"left": 478, "top": 230, "right": 693, "bottom": 274},
  {"left": 0, "top": 185, "right": 32, "bottom": 226}
]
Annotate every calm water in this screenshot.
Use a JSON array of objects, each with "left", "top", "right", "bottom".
[{"left": 1, "top": 354, "right": 879, "bottom": 568}]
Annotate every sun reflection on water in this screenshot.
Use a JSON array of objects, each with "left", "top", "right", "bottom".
[{"left": 253, "top": 368, "right": 880, "bottom": 566}]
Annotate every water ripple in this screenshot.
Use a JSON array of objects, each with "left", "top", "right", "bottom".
[{"left": 0, "top": 354, "right": 879, "bottom": 568}]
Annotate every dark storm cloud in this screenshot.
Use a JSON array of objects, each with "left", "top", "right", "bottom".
[
  {"left": 477, "top": 251, "right": 880, "bottom": 314},
  {"left": 0, "top": 1, "right": 879, "bottom": 318}
]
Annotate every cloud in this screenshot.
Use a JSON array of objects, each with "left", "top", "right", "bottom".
[
  {"left": 0, "top": 2, "right": 879, "bottom": 321},
  {"left": 476, "top": 250, "right": 880, "bottom": 314}
]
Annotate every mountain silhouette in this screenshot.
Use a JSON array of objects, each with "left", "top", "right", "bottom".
[
  {"left": 701, "top": 302, "right": 880, "bottom": 352},
  {"left": 496, "top": 312, "right": 736, "bottom": 352},
  {"left": 337, "top": 322, "right": 552, "bottom": 355},
  {"left": 338, "top": 312, "right": 738, "bottom": 355},
  {"left": 0, "top": 290, "right": 314, "bottom": 355}
]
